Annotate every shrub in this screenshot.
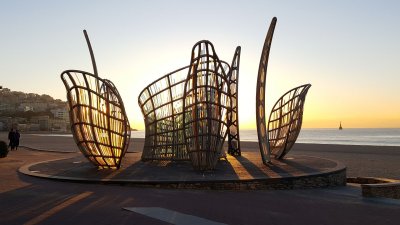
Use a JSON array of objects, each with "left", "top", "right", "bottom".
[{"left": 0, "top": 141, "right": 8, "bottom": 158}]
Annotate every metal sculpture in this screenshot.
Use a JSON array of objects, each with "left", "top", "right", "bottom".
[
  {"left": 227, "top": 47, "right": 241, "bottom": 156},
  {"left": 61, "top": 30, "right": 131, "bottom": 169},
  {"left": 138, "top": 40, "right": 235, "bottom": 170},
  {"left": 256, "top": 17, "right": 311, "bottom": 164},
  {"left": 183, "top": 40, "right": 231, "bottom": 170},
  {"left": 268, "top": 84, "right": 311, "bottom": 159},
  {"left": 138, "top": 65, "right": 191, "bottom": 161}
]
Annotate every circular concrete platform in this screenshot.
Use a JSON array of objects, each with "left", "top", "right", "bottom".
[{"left": 19, "top": 152, "right": 346, "bottom": 190}]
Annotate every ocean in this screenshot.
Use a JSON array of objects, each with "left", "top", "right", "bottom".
[
  {"left": 130, "top": 128, "right": 400, "bottom": 147},
  {"left": 240, "top": 128, "right": 400, "bottom": 146},
  {"left": 34, "top": 128, "right": 400, "bottom": 147}
]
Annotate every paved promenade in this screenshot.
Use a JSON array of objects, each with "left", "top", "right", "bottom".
[
  {"left": 0, "top": 132, "right": 399, "bottom": 224},
  {"left": 6, "top": 132, "right": 400, "bottom": 179},
  {"left": 19, "top": 152, "right": 346, "bottom": 189}
]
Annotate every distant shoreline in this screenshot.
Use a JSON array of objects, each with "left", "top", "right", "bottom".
[{"left": 2, "top": 130, "right": 400, "bottom": 147}]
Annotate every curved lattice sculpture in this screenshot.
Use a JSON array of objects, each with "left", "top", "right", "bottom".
[
  {"left": 61, "top": 30, "right": 131, "bottom": 169},
  {"left": 227, "top": 47, "right": 242, "bottom": 156},
  {"left": 268, "top": 84, "right": 311, "bottom": 158},
  {"left": 138, "top": 40, "right": 235, "bottom": 170},
  {"left": 256, "top": 17, "right": 311, "bottom": 164},
  {"left": 138, "top": 66, "right": 190, "bottom": 161},
  {"left": 183, "top": 40, "right": 231, "bottom": 170}
]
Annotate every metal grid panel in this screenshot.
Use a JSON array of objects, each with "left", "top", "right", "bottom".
[
  {"left": 60, "top": 30, "right": 130, "bottom": 169},
  {"left": 138, "top": 40, "right": 238, "bottom": 170},
  {"left": 61, "top": 70, "right": 131, "bottom": 169},
  {"left": 138, "top": 66, "right": 190, "bottom": 161},
  {"left": 183, "top": 40, "right": 231, "bottom": 171},
  {"left": 138, "top": 42, "right": 239, "bottom": 168},
  {"left": 268, "top": 84, "right": 311, "bottom": 158}
]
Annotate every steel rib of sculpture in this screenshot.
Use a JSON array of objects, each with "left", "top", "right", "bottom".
[
  {"left": 138, "top": 40, "right": 235, "bottom": 170},
  {"left": 256, "top": 17, "right": 277, "bottom": 163},
  {"left": 61, "top": 30, "right": 131, "bottom": 169},
  {"left": 256, "top": 17, "right": 311, "bottom": 164},
  {"left": 183, "top": 40, "right": 232, "bottom": 170},
  {"left": 227, "top": 47, "right": 242, "bottom": 156}
]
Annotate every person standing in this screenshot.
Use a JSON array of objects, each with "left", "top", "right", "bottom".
[
  {"left": 15, "top": 130, "right": 20, "bottom": 150},
  {"left": 8, "top": 128, "right": 16, "bottom": 150}
]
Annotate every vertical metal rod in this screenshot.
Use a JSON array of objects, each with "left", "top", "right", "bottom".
[
  {"left": 256, "top": 17, "right": 277, "bottom": 164},
  {"left": 83, "top": 30, "right": 98, "bottom": 77}
]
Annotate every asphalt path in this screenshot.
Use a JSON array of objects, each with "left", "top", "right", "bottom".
[
  {"left": 1, "top": 149, "right": 400, "bottom": 225},
  {"left": 0, "top": 133, "right": 399, "bottom": 224}
]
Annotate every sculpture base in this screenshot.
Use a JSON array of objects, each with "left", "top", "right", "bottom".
[{"left": 19, "top": 152, "right": 346, "bottom": 190}]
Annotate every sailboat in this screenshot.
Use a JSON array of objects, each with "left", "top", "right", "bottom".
[{"left": 339, "top": 122, "right": 343, "bottom": 130}]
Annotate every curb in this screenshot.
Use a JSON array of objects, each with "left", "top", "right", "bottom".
[
  {"left": 347, "top": 177, "right": 400, "bottom": 199},
  {"left": 20, "top": 145, "right": 77, "bottom": 153},
  {"left": 18, "top": 156, "right": 347, "bottom": 190}
]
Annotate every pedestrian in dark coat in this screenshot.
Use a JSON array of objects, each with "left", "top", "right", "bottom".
[
  {"left": 15, "top": 130, "right": 20, "bottom": 150},
  {"left": 8, "top": 129, "right": 16, "bottom": 150}
]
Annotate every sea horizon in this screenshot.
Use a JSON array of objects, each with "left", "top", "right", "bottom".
[{"left": 25, "top": 128, "right": 400, "bottom": 147}]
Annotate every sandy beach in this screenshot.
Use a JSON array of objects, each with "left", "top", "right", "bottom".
[{"left": 1, "top": 132, "right": 399, "bottom": 179}]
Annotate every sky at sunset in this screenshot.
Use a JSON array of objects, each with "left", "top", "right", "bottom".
[{"left": 1, "top": 0, "right": 399, "bottom": 129}]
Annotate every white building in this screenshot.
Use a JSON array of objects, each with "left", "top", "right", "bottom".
[
  {"left": 17, "top": 105, "right": 33, "bottom": 112},
  {"left": 51, "top": 108, "right": 69, "bottom": 120},
  {"left": 18, "top": 102, "right": 48, "bottom": 112},
  {"left": 0, "top": 103, "right": 15, "bottom": 112}
]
